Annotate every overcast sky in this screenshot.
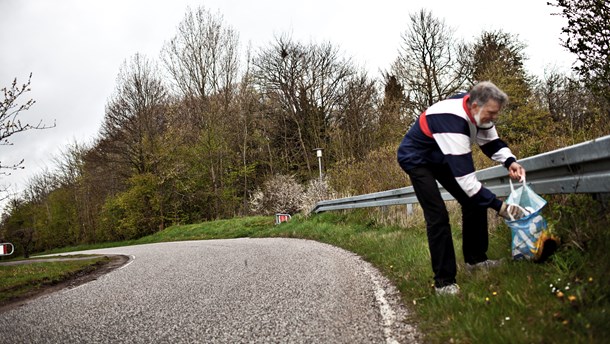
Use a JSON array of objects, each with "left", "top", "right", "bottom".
[{"left": 0, "top": 0, "right": 574, "bottom": 210}]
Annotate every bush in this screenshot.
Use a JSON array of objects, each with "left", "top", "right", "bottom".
[
  {"left": 98, "top": 173, "right": 164, "bottom": 241},
  {"left": 300, "top": 177, "right": 337, "bottom": 215},
  {"left": 328, "top": 144, "right": 407, "bottom": 196},
  {"left": 249, "top": 174, "right": 304, "bottom": 215}
]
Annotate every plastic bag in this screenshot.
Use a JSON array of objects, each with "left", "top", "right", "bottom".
[{"left": 505, "top": 179, "right": 559, "bottom": 262}]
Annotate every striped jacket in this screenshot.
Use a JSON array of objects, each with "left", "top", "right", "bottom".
[{"left": 397, "top": 94, "right": 516, "bottom": 211}]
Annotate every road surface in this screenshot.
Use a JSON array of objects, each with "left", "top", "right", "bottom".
[{"left": 0, "top": 238, "right": 419, "bottom": 343}]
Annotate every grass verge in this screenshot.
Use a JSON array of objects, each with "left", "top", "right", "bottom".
[{"left": 0, "top": 256, "right": 111, "bottom": 305}]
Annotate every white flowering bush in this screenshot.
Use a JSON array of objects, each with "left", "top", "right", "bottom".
[
  {"left": 300, "top": 177, "right": 337, "bottom": 215},
  {"left": 249, "top": 174, "right": 304, "bottom": 215}
]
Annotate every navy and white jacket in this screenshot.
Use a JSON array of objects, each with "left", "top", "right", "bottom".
[{"left": 397, "top": 94, "right": 516, "bottom": 211}]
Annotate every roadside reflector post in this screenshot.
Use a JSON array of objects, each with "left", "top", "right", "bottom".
[
  {"left": 0, "top": 243, "right": 15, "bottom": 256},
  {"left": 275, "top": 214, "right": 291, "bottom": 225},
  {"left": 313, "top": 148, "right": 323, "bottom": 183}
]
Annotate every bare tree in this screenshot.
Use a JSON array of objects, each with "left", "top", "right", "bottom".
[
  {"left": 253, "top": 35, "right": 355, "bottom": 177},
  {"left": 1, "top": 73, "right": 55, "bottom": 173},
  {"left": 549, "top": 0, "right": 609, "bottom": 104},
  {"left": 536, "top": 69, "right": 605, "bottom": 140},
  {"left": 161, "top": 6, "right": 240, "bottom": 101},
  {"left": 330, "top": 71, "right": 378, "bottom": 162},
  {"left": 101, "top": 53, "right": 168, "bottom": 176},
  {"left": 392, "top": 9, "right": 469, "bottom": 116},
  {"left": 22, "top": 169, "right": 57, "bottom": 205}
]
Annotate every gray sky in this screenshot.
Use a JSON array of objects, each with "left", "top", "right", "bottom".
[{"left": 0, "top": 0, "right": 573, "bottom": 210}]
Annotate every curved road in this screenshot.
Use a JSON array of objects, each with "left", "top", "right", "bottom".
[{"left": 0, "top": 238, "right": 419, "bottom": 343}]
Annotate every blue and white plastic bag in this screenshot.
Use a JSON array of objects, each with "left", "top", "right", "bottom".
[{"left": 504, "top": 179, "right": 558, "bottom": 261}]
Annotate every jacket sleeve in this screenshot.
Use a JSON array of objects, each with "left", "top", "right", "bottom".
[
  {"left": 477, "top": 126, "right": 517, "bottom": 168},
  {"left": 427, "top": 114, "right": 503, "bottom": 211}
]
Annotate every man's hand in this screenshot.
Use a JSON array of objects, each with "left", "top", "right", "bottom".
[
  {"left": 499, "top": 202, "right": 527, "bottom": 221},
  {"left": 508, "top": 162, "right": 526, "bottom": 182}
]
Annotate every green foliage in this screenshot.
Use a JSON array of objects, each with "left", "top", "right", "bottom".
[
  {"left": 99, "top": 173, "right": 164, "bottom": 241},
  {"left": 44, "top": 188, "right": 78, "bottom": 247}
]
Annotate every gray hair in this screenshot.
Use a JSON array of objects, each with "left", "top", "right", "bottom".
[{"left": 468, "top": 81, "right": 509, "bottom": 108}]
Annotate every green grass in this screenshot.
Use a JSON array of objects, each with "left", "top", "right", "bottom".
[
  {"left": 14, "top": 205, "right": 610, "bottom": 343},
  {"left": 0, "top": 256, "right": 110, "bottom": 303}
]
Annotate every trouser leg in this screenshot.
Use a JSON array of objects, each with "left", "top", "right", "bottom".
[
  {"left": 433, "top": 165, "right": 489, "bottom": 265},
  {"left": 405, "top": 165, "right": 456, "bottom": 288},
  {"left": 460, "top": 202, "right": 489, "bottom": 264}
]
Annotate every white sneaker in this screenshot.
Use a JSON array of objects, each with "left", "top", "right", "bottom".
[
  {"left": 435, "top": 283, "right": 460, "bottom": 295},
  {"left": 466, "top": 259, "right": 502, "bottom": 271}
]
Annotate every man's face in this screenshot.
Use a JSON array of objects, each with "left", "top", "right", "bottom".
[{"left": 472, "top": 99, "right": 501, "bottom": 128}]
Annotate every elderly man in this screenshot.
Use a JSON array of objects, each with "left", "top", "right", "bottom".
[{"left": 397, "top": 81, "right": 526, "bottom": 295}]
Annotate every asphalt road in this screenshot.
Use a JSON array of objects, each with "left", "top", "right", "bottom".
[{"left": 0, "top": 238, "right": 419, "bottom": 343}]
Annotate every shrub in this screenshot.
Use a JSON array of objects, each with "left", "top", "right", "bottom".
[
  {"left": 249, "top": 174, "right": 304, "bottom": 215},
  {"left": 300, "top": 177, "right": 337, "bottom": 216},
  {"left": 98, "top": 173, "right": 164, "bottom": 241},
  {"left": 327, "top": 144, "right": 407, "bottom": 196}
]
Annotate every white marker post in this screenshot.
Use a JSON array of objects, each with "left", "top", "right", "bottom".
[{"left": 0, "top": 243, "right": 14, "bottom": 256}]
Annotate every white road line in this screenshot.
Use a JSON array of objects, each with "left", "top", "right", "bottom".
[
  {"left": 119, "top": 255, "right": 136, "bottom": 270},
  {"left": 363, "top": 264, "right": 400, "bottom": 344}
]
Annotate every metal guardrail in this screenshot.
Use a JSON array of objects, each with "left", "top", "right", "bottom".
[{"left": 312, "top": 135, "right": 610, "bottom": 213}]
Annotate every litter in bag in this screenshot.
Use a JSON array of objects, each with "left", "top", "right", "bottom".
[{"left": 505, "top": 179, "right": 559, "bottom": 262}]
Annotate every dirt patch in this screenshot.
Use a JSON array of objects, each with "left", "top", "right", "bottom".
[{"left": 0, "top": 254, "right": 130, "bottom": 313}]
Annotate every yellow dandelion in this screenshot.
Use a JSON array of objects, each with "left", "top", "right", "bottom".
[
  {"left": 492, "top": 291, "right": 498, "bottom": 296},
  {"left": 588, "top": 277, "right": 594, "bottom": 283}
]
